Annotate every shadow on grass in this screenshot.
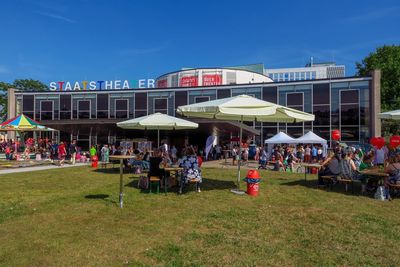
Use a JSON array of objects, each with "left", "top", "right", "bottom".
[
  {"left": 280, "top": 179, "right": 373, "bottom": 197},
  {"left": 123, "top": 176, "right": 236, "bottom": 194},
  {"left": 84, "top": 194, "right": 117, "bottom": 204}
]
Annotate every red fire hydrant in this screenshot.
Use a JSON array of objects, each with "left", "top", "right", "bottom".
[
  {"left": 244, "top": 170, "right": 261, "bottom": 196},
  {"left": 91, "top": 155, "right": 98, "bottom": 168}
]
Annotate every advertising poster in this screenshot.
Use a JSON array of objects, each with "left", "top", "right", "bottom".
[
  {"left": 179, "top": 76, "right": 198, "bottom": 87},
  {"left": 202, "top": 74, "right": 222, "bottom": 86}
]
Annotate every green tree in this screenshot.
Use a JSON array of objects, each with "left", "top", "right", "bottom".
[
  {"left": 356, "top": 45, "right": 400, "bottom": 111},
  {"left": 0, "top": 79, "right": 48, "bottom": 120}
]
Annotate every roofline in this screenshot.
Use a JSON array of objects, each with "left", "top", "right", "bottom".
[
  {"left": 13, "top": 75, "right": 372, "bottom": 95},
  {"left": 155, "top": 66, "right": 269, "bottom": 80}
]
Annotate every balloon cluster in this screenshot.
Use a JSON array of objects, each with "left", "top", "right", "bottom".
[
  {"left": 331, "top": 130, "right": 341, "bottom": 141},
  {"left": 370, "top": 137, "right": 385, "bottom": 149}
]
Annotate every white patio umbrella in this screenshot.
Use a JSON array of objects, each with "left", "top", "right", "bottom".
[
  {"left": 116, "top": 113, "right": 198, "bottom": 147},
  {"left": 379, "top": 109, "right": 400, "bottom": 120},
  {"left": 177, "top": 94, "right": 315, "bottom": 193}
]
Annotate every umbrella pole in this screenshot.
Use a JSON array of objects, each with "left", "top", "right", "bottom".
[
  {"left": 157, "top": 129, "right": 160, "bottom": 148},
  {"left": 231, "top": 117, "right": 245, "bottom": 195},
  {"left": 237, "top": 121, "right": 243, "bottom": 190}
]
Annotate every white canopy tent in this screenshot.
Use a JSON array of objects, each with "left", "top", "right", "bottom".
[
  {"left": 296, "top": 131, "right": 327, "bottom": 144},
  {"left": 296, "top": 131, "right": 328, "bottom": 157},
  {"left": 264, "top": 132, "right": 297, "bottom": 154},
  {"left": 264, "top": 131, "right": 296, "bottom": 144}
]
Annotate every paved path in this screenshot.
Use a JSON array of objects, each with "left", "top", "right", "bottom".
[{"left": 0, "top": 162, "right": 89, "bottom": 175}]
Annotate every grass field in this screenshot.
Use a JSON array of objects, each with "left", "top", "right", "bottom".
[{"left": 1, "top": 166, "right": 400, "bottom": 266}]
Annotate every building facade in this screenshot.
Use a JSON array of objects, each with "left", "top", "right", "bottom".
[
  {"left": 7, "top": 69, "right": 381, "bottom": 149},
  {"left": 264, "top": 61, "right": 345, "bottom": 82}
]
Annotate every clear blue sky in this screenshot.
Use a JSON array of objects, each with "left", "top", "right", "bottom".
[{"left": 0, "top": 0, "right": 399, "bottom": 84}]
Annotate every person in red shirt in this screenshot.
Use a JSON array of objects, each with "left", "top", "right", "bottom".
[{"left": 58, "top": 142, "right": 67, "bottom": 166}]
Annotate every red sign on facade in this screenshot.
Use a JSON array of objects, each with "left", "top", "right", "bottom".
[
  {"left": 202, "top": 74, "right": 222, "bottom": 86},
  {"left": 157, "top": 79, "right": 168, "bottom": 88},
  {"left": 179, "top": 76, "right": 198, "bottom": 87}
]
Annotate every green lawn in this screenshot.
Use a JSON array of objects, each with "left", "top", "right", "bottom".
[{"left": 1, "top": 166, "right": 400, "bottom": 266}]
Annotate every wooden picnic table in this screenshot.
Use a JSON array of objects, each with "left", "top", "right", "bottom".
[
  {"left": 109, "top": 155, "right": 136, "bottom": 208},
  {"left": 360, "top": 167, "right": 389, "bottom": 185},
  {"left": 163, "top": 166, "right": 184, "bottom": 194},
  {"left": 299, "top": 163, "right": 323, "bottom": 181}
]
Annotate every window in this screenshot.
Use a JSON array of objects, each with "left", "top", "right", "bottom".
[
  {"left": 60, "top": 95, "right": 71, "bottom": 120},
  {"left": 217, "top": 89, "right": 230, "bottom": 99},
  {"left": 284, "top": 73, "right": 289, "bottom": 81},
  {"left": 78, "top": 100, "right": 90, "bottom": 119},
  {"left": 154, "top": 98, "right": 168, "bottom": 114},
  {"left": 313, "top": 83, "right": 330, "bottom": 104},
  {"left": 311, "top": 71, "right": 317, "bottom": 79},
  {"left": 40, "top": 101, "right": 53, "bottom": 120},
  {"left": 340, "top": 90, "right": 359, "bottom": 142},
  {"left": 313, "top": 105, "right": 330, "bottom": 126},
  {"left": 115, "top": 99, "right": 128, "bottom": 118},
  {"left": 97, "top": 94, "right": 109, "bottom": 118},
  {"left": 300, "top": 72, "right": 305, "bottom": 80},
  {"left": 289, "top": 72, "right": 294, "bottom": 81},
  {"left": 22, "top": 95, "right": 34, "bottom": 118},
  {"left": 135, "top": 92, "right": 147, "bottom": 117},
  {"left": 194, "top": 96, "right": 210, "bottom": 103},
  {"left": 175, "top": 91, "right": 187, "bottom": 117}
]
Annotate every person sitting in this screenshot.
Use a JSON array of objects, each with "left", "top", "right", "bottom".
[
  {"left": 179, "top": 146, "right": 202, "bottom": 193},
  {"left": 340, "top": 149, "right": 366, "bottom": 188},
  {"left": 271, "top": 148, "right": 285, "bottom": 171},
  {"left": 148, "top": 149, "right": 164, "bottom": 183},
  {"left": 384, "top": 152, "right": 400, "bottom": 199},
  {"left": 318, "top": 151, "right": 341, "bottom": 185}
]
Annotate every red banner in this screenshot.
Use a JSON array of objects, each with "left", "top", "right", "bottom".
[
  {"left": 202, "top": 74, "right": 222, "bottom": 86},
  {"left": 157, "top": 79, "right": 168, "bottom": 88},
  {"left": 179, "top": 76, "right": 198, "bottom": 87}
]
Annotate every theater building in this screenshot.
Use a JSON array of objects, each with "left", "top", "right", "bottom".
[{"left": 7, "top": 66, "right": 382, "bottom": 149}]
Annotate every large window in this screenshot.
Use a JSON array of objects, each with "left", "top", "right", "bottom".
[
  {"left": 22, "top": 95, "right": 34, "bottom": 118},
  {"left": 115, "top": 99, "right": 128, "bottom": 118},
  {"left": 340, "top": 90, "right": 359, "bottom": 142},
  {"left": 154, "top": 98, "right": 168, "bottom": 114},
  {"left": 286, "top": 92, "right": 304, "bottom": 130},
  {"left": 135, "top": 92, "right": 147, "bottom": 118},
  {"left": 97, "top": 94, "right": 109, "bottom": 118},
  {"left": 40, "top": 101, "right": 53, "bottom": 120},
  {"left": 194, "top": 96, "right": 210, "bottom": 103},
  {"left": 175, "top": 91, "right": 187, "bottom": 117},
  {"left": 78, "top": 100, "right": 90, "bottom": 119},
  {"left": 217, "top": 89, "right": 230, "bottom": 99},
  {"left": 60, "top": 95, "right": 71, "bottom": 120},
  {"left": 313, "top": 83, "right": 330, "bottom": 126}
]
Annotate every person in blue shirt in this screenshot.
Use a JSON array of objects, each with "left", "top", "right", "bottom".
[{"left": 312, "top": 145, "right": 318, "bottom": 161}]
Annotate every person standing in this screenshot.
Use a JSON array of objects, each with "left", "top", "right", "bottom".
[
  {"left": 304, "top": 145, "right": 311, "bottom": 163},
  {"left": 90, "top": 145, "right": 97, "bottom": 159},
  {"left": 70, "top": 140, "right": 77, "bottom": 165},
  {"left": 58, "top": 142, "right": 67, "bottom": 166},
  {"left": 101, "top": 144, "right": 110, "bottom": 163}
]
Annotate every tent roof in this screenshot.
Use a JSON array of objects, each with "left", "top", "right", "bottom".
[
  {"left": 379, "top": 109, "right": 400, "bottom": 120},
  {"left": 296, "top": 131, "right": 327, "bottom": 144},
  {"left": 264, "top": 132, "right": 296, "bottom": 144}
]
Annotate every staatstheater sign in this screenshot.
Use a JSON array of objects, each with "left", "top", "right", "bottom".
[{"left": 49, "top": 79, "right": 155, "bottom": 91}]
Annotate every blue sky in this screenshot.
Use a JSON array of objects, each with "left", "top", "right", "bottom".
[{"left": 0, "top": 0, "right": 399, "bottom": 84}]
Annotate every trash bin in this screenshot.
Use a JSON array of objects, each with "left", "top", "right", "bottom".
[
  {"left": 244, "top": 170, "right": 261, "bottom": 196},
  {"left": 91, "top": 155, "right": 98, "bottom": 168}
]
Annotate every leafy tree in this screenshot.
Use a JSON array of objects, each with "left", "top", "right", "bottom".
[
  {"left": 0, "top": 79, "right": 48, "bottom": 120},
  {"left": 356, "top": 45, "right": 400, "bottom": 112}
]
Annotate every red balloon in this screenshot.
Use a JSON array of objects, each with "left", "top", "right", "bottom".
[
  {"left": 371, "top": 137, "right": 385, "bottom": 149},
  {"left": 331, "top": 130, "right": 341, "bottom": 141},
  {"left": 390, "top": 136, "right": 400, "bottom": 148}
]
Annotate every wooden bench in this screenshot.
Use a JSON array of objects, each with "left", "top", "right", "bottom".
[
  {"left": 388, "top": 183, "right": 400, "bottom": 197},
  {"left": 337, "top": 177, "right": 354, "bottom": 193},
  {"left": 320, "top": 175, "right": 337, "bottom": 190}
]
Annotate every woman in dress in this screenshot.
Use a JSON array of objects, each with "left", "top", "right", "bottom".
[{"left": 179, "top": 146, "right": 202, "bottom": 194}]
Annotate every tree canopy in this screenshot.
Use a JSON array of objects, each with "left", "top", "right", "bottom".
[
  {"left": 356, "top": 45, "right": 400, "bottom": 112},
  {"left": 0, "top": 79, "right": 48, "bottom": 120}
]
